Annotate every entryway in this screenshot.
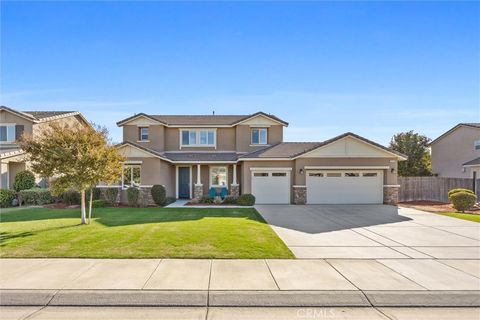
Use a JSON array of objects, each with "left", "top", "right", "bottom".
[{"left": 178, "top": 166, "right": 191, "bottom": 199}]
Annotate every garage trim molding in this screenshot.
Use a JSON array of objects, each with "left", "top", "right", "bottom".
[
  {"left": 250, "top": 167, "right": 293, "bottom": 171},
  {"left": 304, "top": 166, "right": 389, "bottom": 170}
]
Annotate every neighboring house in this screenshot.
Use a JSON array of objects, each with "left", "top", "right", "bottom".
[
  {"left": 430, "top": 123, "right": 480, "bottom": 179},
  {"left": 113, "top": 112, "right": 406, "bottom": 205},
  {"left": 0, "top": 106, "right": 90, "bottom": 189}
]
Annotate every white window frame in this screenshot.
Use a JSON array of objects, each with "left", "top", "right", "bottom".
[
  {"left": 138, "top": 127, "right": 149, "bottom": 142},
  {"left": 475, "top": 140, "right": 480, "bottom": 150},
  {"left": 122, "top": 164, "right": 141, "bottom": 189},
  {"left": 251, "top": 128, "right": 268, "bottom": 145},
  {"left": 180, "top": 129, "right": 216, "bottom": 148},
  {"left": 209, "top": 166, "right": 228, "bottom": 188},
  {"left": 0, "top": 124, "right": 16, "bottom": 143}
]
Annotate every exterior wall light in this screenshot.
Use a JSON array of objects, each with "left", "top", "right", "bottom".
[{"left": 299, "top": 168, "right": 304, "bottom": 175}]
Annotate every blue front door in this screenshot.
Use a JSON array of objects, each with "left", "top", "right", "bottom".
[{"left": 178, "top": 167, "right": 190, "bottom": 198}]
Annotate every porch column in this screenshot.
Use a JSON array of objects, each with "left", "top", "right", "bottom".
[
  {"left": 230, "top": 164, "right": 240, "bottom": 198},
  {"left": 194, "top": 164, "right": 204, "bottom": 200},
  {"left": 0, "top": 161, "right": 8, "bottom": 189}
]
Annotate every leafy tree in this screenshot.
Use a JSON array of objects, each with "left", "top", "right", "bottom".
[
  {"left": 390, "top": 131, "right": 432, "bottom": 176},
  {"left": 19, "top": 122, "right": 124, "bottom": 224}
]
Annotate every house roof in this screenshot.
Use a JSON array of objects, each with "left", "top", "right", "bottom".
[
  {"left": 1, "top": 106, "right": 86, "bottom": 124},
  {"left": 430, "top": 123, "right": 480, "bottom": 145},
  {"left": 23, "top": 111, "right": 77, "bottom": 120},
  {"left": 240, "top": 132, "right": 407, "bottom": 160},
  {"left": 463, "top": 157, "right": 480, "bottom": 167},
  {"left": 163, "top": 152, "right": 239, "bottom": 162},
  {"left": 116, "top": 111, "right": 288, "bottom": 127}
]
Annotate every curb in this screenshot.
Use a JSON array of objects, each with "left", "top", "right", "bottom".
[{"left": 1, "top": 290, "right": 479, "bottom": 307}]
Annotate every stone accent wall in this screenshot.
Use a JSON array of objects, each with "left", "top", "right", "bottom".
[
  {"left": 383, "top": 186, "right": 399, "bottom": 205},
  {"left": 293, "top": 186, "right": 307, "bottom": 205},
  {"left": 139, "top": 187, "right": 155, "bottom": 207},
  {"left": 194, "top": 184, "right": 204, "bottom": 200},
  {"left": 230, "top": 184, "right": 240, "bottom": 198}
]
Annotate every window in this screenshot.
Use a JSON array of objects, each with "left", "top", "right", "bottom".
[
  {"left": 363, "top": 172, "right": 378, "bottom": 177},
  {"left": 309, "top": 173, "right": 324, "bottom": 177},
  {"left": 123, "top": 165, "right": 141, "bottom": 188},
  {"left": 251, "top": 128, "right": 268, "bottom": 145},
  {"left": 475, "top": 140, "right": 480, "bottom": 150},
  {"left": 345, "top": 172, "right": 360, "bottom": 177},
  {"left": 210, "top": 166, "right": 227, "bottom": 187},
  {"left": 326, "top": 172, "right": 341, "bottom": 177},
  {"left": 272, "top": 172, "right": 287, "bottom": 177},
  {"left": 254, "top": 172, "right": 268, "bottom": 177},
  {"left": 0, "top": 125, "right": 15, "bottom": 142},
  {"left": 139, "top": 127, "right": 149, "bottom": 141},
  {"left": 181, "top": 129, "right": 215, "bottom": 147}
]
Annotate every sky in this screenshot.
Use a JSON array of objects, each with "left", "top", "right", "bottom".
[{"left": 1, "top": 1, "right": 479, "bottom": 145}]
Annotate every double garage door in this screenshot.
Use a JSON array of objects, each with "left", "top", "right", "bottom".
[{"left": 251, "top": 168, "right": 383, "bottom": 204}]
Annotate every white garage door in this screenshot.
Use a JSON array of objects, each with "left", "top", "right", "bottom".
[
  {"left": 251, "top": 169, "right": 291, "bottom": 204},
  {"left": 306, "top": 170, "right": 383, "bottom": 204}
]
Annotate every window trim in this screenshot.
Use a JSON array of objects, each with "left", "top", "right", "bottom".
[
  {"left": 0, "top": 123, "right": 16, "bottom": 143},
  {"left": 251, "top": 128, "right": 268, "bottom": 145},
  {"left": 475, "top": 140, "right": 480, "bottom": 150},
  {"left": 209, "top": 166, "right": 228, "bottom": 188},
  {"left": 138, "top": 127, "right": 149, "bottom": 142},
  {"left": 122, "top": 164, "right": 141, "bottom": 189},
  {"left": 179, "top": 129, "right": 217, "bottom": 148}
]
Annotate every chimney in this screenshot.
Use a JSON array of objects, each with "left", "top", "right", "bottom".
[{"left": 213, "top": 110, "right": 215, "bottom": 116}]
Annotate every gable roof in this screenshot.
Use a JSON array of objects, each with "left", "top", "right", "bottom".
[
  {"left": 240, "top": 132, "right": 407, "bottom": 160},
  {"left": 463, "top": 157, "right": 480, "bottom": 167},
  {"left": 116, "top": 111, "right": 288, "bottom": 127},
  {"left": 1, "top": 106, "right": 87, "bottom": 124},
  {"left": 430, "top": 123, "right": 480, "bottom": 145}
]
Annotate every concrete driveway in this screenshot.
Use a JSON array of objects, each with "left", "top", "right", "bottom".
[{"left": 255, "top": 205, "right": 480, "bottom": 260}]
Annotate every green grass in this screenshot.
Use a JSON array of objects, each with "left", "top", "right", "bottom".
[
  {"left": 437, "top": 212, "right": 480, "bottom": 223},
  {"left": 0, "top": 207, "right": 293, "bottom": 259}
]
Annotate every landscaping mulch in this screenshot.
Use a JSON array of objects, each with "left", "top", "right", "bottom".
[{"left": 400, "top": 200, "right": 479, "bottom": 214}]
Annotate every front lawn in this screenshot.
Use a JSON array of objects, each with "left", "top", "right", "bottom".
[
  {"left": 0, "top": 207, "right": 293, "bottom": 259},
  {"left": 437, "top": 212, "right": 480, "bottom": 223}
]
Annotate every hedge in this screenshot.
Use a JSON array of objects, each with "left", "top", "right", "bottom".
[
  {"left": 0, "top": 189, "right": 15, "bottom": 207},
  {"left": 105, "top": 188, "right": 119, "bottom": 205},
  {"left": 448, "top": 188, "right": 474, "bottom": 200},
  {"left": 237, "top": 194, "right": 256, "bottom": 206},
  {"left": 151, "top": 185, "right": 166, "bottom": 206},
  {"left": 13, "top": 170, "right": 35, "bottom": 192},
  {"left": 126, "top": 187, "right": 140, "bottom": 207},
  {"left": 18, "top": 188, "right": 53, "bottom": 205},
  {"left": 450, "top": 192, "right": 477, "bottom": 213}
]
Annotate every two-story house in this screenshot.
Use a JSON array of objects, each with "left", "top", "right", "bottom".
[
  {"left": 115, "top": 112, "right": 406, "bottom": 205},
  {"left": 431, "top": 123, "right": 480, "bottom": 180},
  {"left": 0, "top": 106, "right": 91, "bottom": 189}
]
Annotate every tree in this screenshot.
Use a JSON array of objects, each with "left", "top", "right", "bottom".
[
  {"left": 19, "top": 122, "right": 124, "bottom": 224},
  {"left": 389, "top": 131, "right": 432, "bottom": 176}
]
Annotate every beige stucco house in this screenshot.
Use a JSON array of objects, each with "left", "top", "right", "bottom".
[
  {"left": 430, "top": 123, "right": 480, "bottom": 179},
  {"left": 114, "top": 112, "right": 406, "bottom": 205},
  {"left": 0, "top": 106, "right": 90, "bottom": 189}
]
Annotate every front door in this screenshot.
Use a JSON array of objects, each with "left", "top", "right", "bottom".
[{"left": 178, "top": 167, "right": 190, "bottom": 198}]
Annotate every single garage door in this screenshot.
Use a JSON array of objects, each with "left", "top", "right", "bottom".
[
  {"left": 251, "top": 169, "right": 291, "bottom": 204},
  {"left": 306, "top": 170, "right": 383, "bottom": 204}
]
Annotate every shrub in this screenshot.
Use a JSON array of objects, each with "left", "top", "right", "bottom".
[
  {"left": 237, "top": 194, "right": 255, "bottom": 206},
  {"left": 89, "top": 187, "right": 102, "bottom": 201},
  {"left": 222, "top": 196, "right": 237, "bottom": 205},
  {"left": 448, "top": 188, "right": 474, "bottom": 200},
  {"left": 105, "top": 188, "right": 119, "bottom": 205},
  {"left": 13, "top": 170, "right": 35, "bottom": 192},
  {"left": 126, "top": 187, "right": 140, "bottom": 207},
  {"left": 92, "top": 199, "right": 107, "bottom": 208},
  {"left": 151, "top": 185, "right": 166, "bottom": 206},
  {"left": 61, "top": 190, "right": 81, "bottom": 205},
  {"left": 165, "top": 197, "right": 176, "bottom": 206},
  {"left": 450, "top": 191, "right": 477, "bottom": 213},
  {"left": 18, "top": 188, "right": 53, "bottom": 205},
  {"left": 200, "top": 195, "right": 213, "bottom": 204},
  {"left": 0, "top": 189, "right": 15, "bottom": 207}
]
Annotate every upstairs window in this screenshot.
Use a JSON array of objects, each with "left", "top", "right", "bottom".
[
  {"left": 123, "top": 165, "right": 141, "bottom": 188},
  {"left": 475, "top": 140, "right": 480, "bottom": 150},
  {"left": 138, "top": 127, "right": 149, "bottom": 141},
  {"left": 251, "top": 128, "right": 267, "bottom": 145},
  {"left": 0, "top": 125, "right": 15, "bottom": 142},
  {"left": 181, "top": 129, "right": 215, "bottom": 147}
]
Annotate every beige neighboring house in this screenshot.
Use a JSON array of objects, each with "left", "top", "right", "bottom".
[
  {"left": 430, "top": 123, "right": 480, "bottom": 179},
  {"left": 113, "top": 112, "right": 406, "bottom": 205},
  {"left": 0, "top": 106, "right": 91, "bottom": 189}
]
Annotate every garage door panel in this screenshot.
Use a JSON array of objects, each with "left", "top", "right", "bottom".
[
  {"left": 251, "top": 170, "right": 290, "bottom": 204},
  {"left": 307, "top": 170, "right": 383, "bottom": 204}
]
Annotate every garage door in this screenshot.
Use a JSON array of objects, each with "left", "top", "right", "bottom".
[
  {"left": 251, "top": 169, "right": 291, "bottom": 204},
  {"left": 306, "top": 170, "right": 383, "bottom": 204}
]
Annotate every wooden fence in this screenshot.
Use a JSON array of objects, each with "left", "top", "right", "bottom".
[{"left": 398, "top": 176, "right": 476, "bottom": 203}]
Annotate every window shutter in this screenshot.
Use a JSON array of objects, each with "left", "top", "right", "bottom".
[{"left": 15, "top": 125, "right": 24, "bottom": 140}]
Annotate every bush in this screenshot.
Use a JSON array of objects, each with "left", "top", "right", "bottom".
[
  {"left": 91, "top": 199, "right": 107, "bottom": 208},
  {"left": 126, "top": 187, "right": 140, "bottom": 207},
  {"left": 18, "top": 188, "right": 53, "bottom": 205},
  {"left": 237, "top": 194, "right": 255, "bottom": 206},
  {"left": 88, "top": 187, "right": 102, "bottom": 201},
  {"left": 104, "top": 188, "right": 119, "bottom": 205},
  {"left": 450, "top": 191, "right": 477, "bottom": 213},
  {"left": 151, "top": 185, "right": 166, "bottom": 206},
  {"left": 222, "top": 196, "right": 237, "bottom": 205},
  {"left": 0, "top": 189, "right": 15, "bottom": 207},
  {"left": 13, "top": 170, "right": 35, "bottom": 192},
  {"left": 200, "top": 195, "right": 213, "bottom": 204},
  {"left": 448, "top": 188, "right": 474, "bottom": 200},
  {"left": 165, "top": 197, "right": 176, "bottom": 206},
  {"left": 61, "top": 190, "right": 81, "bottom": 205}
]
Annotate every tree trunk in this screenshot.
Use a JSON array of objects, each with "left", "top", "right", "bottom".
[
  {"left": 88, "top": 188, "right": 93, "bottom": 224},
  {"left": 80, "top": 189, "right": 87, "bottom": 225}
]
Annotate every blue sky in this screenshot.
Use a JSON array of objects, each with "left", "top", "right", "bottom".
[{"left": 1, "top": 1, "right": 479, "bottom": 145}]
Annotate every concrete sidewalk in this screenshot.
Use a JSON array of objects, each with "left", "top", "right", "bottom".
[{"left": 1, "top": 258, "right": 479, "bottom": 307}]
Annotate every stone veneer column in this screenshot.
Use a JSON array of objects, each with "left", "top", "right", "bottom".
[
  {"left": 293, "top": 186, "right": 307, "bottom": 205},
  {"left": 139, "top": 187, "right": 154, "bottom": 207},
  {"left": 230, "top": 184, "right": 240, "bottom": 198},
  {"left": 194, "top": 164, "right": 203, "bottom": 200},
  {"left": 383, "top": 185, "right": 400, "bottom": 205}
]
